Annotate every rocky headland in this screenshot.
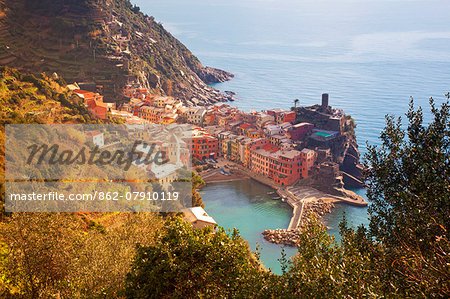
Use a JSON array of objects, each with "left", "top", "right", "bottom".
[
  {"left": 0, "top": 0, "right": 233, "bottom": 106},
  {"left": 195, "top": 66, "right": 234, "bottom": 84}
]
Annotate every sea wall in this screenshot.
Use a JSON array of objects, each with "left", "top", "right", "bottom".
[{"left": 263, "top": 200, "right": 335, "bottom": 246}]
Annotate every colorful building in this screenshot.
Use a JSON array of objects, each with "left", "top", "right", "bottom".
[
  {"left": 250, "top": 144, "right": 279, "bottom": 177},
  {"left": 267, "top": 108, "right": 295, "bottom": 124},
  {"left": 300, "top": 148, "right": 317, "bottom": 178},
  {"left": 288, "top": 122, "right": 314, "bottom": 140},
  {"left": 73, "top": 89, "right": 108, "bottom": 119},
  {"left": 185, "top": 128, "right": 218, "bottom": 160},
  {"left": 276, "top": 111, "right": 296, "bottom": 123},
  {"left": 270, "top": 150, "right": 303, "bottom": 185}
]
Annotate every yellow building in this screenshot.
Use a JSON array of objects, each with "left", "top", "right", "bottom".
[
  {"left": 246, "top": 128, "right": 263, "bottom": 139},
  {"left": 230, "top": 139, "right": 240, "bottom": 161},
  {"left": 161, "top": 113, "right": 178, "bottom": 124}
]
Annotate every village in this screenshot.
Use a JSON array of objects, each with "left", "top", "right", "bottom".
[
  {"left": 70, "top": 82, "right": 367, "bottom": 245},
  {"left": 71, "top": 82, "right": 350, "bottom": 186}
]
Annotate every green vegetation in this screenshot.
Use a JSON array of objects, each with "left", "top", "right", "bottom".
[
  {"left": 0, "top": 212, "right": 163, "bottom": 298},
  {"left": 0, "top": 62, "right": 448, "bottom": 298},
  {"left": 0, "top": 0, "right": 222, "bottom": 102},
  {"left": 125, "top": 217, "right": 266, "bottom": 298},
  {"left": 0, "top": 66, "right": 93, "bottom": 124},
  {"left": 364, "top": 96, "right": 449, "bottom": 295},
  {"left": 0, "top": 66, "right": 100, "bottom": 213},
  {"left": 124, "top": 98, "right": 450, "bottom": 298},
  {"left": 191, "top": 172, "right": 205, "bottom": 208},
  {"left": 343, "top": 114, "right": 356, "bottom": 136}
]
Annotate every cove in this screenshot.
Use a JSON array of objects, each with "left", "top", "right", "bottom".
[{"left": 200, "top": 180, "right": 369, "bottom": 275}]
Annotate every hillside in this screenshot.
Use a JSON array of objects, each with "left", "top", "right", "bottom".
[
  {"left": 0, "top": 66, "right": 108, "bottom": 211},
  {"left": 0, "top": 66, "right": 100, "bottom": 124},
  {"left": 0, "top": 0, "right": 233, "bottom": 105}
]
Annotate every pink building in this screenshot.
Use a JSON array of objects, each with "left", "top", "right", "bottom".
[
  {"left": 300, "top": 148, "right": 317, "bottom": 178},
  {"left": 250, "top": 144, "right": 279, "bottom": 177},
  {"left": 289, "top": 122, "right": 314, "bottom": 141}
]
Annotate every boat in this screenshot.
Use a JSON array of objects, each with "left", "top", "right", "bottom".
[{"left": 272, "top": 196, "right": 281, "bottom": 200}]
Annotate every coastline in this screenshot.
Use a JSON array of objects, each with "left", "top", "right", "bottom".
[{"left": 199, "top": 158, "right": 367, "bottom": 245}]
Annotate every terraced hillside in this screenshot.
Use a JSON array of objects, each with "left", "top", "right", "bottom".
[
  {"left": 0, "top": 66, "right": 100, "bottom": 124},
  {"left": 0, "top": 0, "right": 232, "bottom": 105},
  {"left": 0, "top": 66, "right": 108, "bottom": 212}
]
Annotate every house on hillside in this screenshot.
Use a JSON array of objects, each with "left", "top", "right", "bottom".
[
  {"left": 86, "top": 131, "right": 104, "bottom": 147},
  {"left": 183, "top": 207, "right": 217, "bottom": 229}
]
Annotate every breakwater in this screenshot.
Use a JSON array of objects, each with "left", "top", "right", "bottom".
[
  {"left": 200, "top": 157, "right": 367, "bottom": 246},
  {"left": 263, "top": 200, "right": 335, "bottom": 246}
]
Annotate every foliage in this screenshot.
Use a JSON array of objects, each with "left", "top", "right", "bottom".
[
  {"left": 267, "top": 215, "right": 382, "bottom": 298},
  {"left": 364, "top": 96, "right": 450, "bottom": 296},
  {"left": 0, "top": 67, "right": 98, "bottom": 213},
  {"left": 124, "top": 217, "right": 268, "bottom": 298},
  {"left": 191, "top": 172, "right": 205, "bottom": 208},
  {"left": 343, "top": 114, "right": 356, "bottom": 136},
  {"left": 0, "top": 212, "right": 163, "bottom": 298}
]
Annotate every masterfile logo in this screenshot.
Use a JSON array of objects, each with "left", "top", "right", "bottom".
[{"left": 5, "top": 124, "right": 194, "bottom": 212}]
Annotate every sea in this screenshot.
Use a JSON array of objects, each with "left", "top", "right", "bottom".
[{"left": 132, "top": 0, "right": 450, "bottom": 273}]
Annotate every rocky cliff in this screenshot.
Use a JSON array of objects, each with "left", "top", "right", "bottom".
[
  {"left": 0, "top": 0, "right": 233, "bottom": 105},
  {"left": 332, "top": 135, "right": 365, "bottom": 188},
  {"left": 296, "top": 106, "right": 365, "bottom": 188}
]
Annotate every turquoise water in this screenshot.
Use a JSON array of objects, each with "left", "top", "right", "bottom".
[
  {"left": 133, "top": 0, "right": 447, "bottom": 273},
  {"left": 200, "top": 181, "right": 369, "bottom": 274},
  {"left": 321, "top": 188, "right": 370, "bottom": 242},
  {"left": 200, "top": 180, "right": 298, "bottom": 274}
]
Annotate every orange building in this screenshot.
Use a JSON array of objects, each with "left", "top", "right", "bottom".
[
  {"left": 87, "top": 99, "right": 107, "bottom": 119},
  {"left": 73, "top": 89, "right": 108, "bottom": 119},
  {"left": 250, "top": 144, "right": 316, "bottom": 185},
  {"left": 270, "top": 150, "right": 302, "bottom": 185},
  {"left": 250, "top": 144, "right": 279, "bottom": 177},
  {"left": 184, "top": 129, "right": 218, "bottom": 160},
  {"left": 300, "top": 148, "right": 317, "bottom": 178}
]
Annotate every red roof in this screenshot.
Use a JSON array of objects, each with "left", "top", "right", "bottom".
[
  {"left": 262, "top": 144, "right": 279, "bottom": 152},
  {"left": 240, "top": 123, "right": 255, "bottom": 130},
  {"left": 73, "top": 89, "right": 92, "bottom": 94},
  {"left": 86, "top": 131, "right": 102, "bottom": 137}
]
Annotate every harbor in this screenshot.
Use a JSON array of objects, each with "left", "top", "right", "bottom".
[
  {"left": 201, "top": 157, "right": 367, "bottom": 245},
  {"left": 200, "top": 179, "right": 369, "bottom": 274}
]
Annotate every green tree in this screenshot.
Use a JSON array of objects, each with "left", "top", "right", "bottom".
[
  {"left": 124, "top": 217, "right": 268, "bottom": 298},
  {"left": 191, "top": 172, "right": 205, "bottom": 207},
  {"left": 364, "top": 96, "right": 449, "bottom": 296},
  {"left": 273, "top": 215, "right": 382, "bottom": 298},
  {"left": 366, "top": 97, "right": 449, "bottom": 250}
]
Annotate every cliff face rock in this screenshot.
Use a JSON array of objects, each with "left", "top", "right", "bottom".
[
  {"left": 194, "top": 66, "right": 234, "bottom": 84},
  {"left": 0, "top": 0, "right": 233, "bottom": 104},
  {"left": 340, "top": 137, "right": 365, "bottom": 188}
]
